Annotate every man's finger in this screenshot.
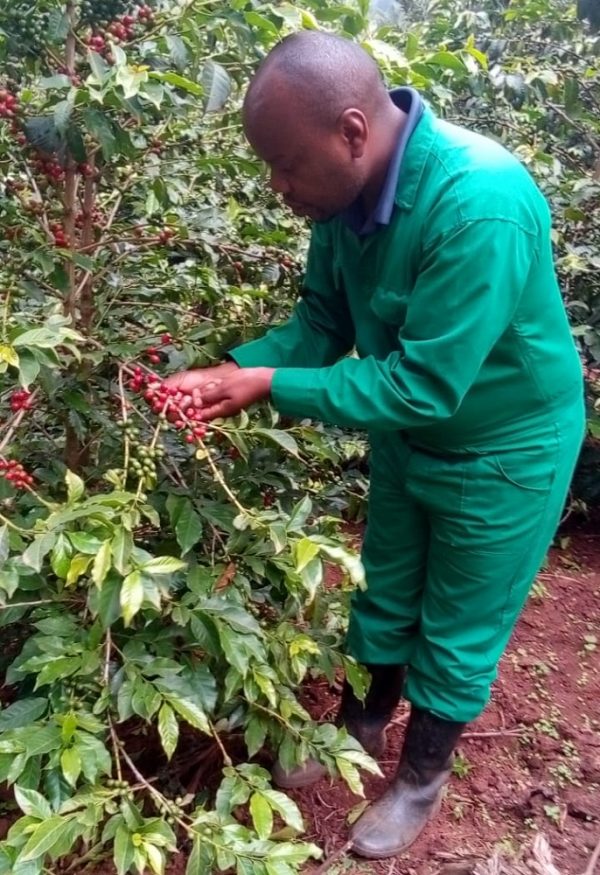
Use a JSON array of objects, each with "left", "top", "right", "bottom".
[
  {"left": 198, "top": 401, "right": 229, "bottom": 421},
  {"left": 201, "top": 383, "right": 226, "bottom": 405}
]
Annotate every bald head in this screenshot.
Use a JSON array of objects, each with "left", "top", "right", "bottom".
[
  {"left": 241, "top": 31, "right": 405, "bottom": 223},
  {"left": 243, "top": 31, "right": 390, "bottom": 130}
]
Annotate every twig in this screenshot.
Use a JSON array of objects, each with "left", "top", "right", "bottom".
[
  {"left": 103, "top": 628, "right": 112, "bottom": 686},
  {"left": 209, "top": 720, "right": 232, "bottom": 767},
  {"left": 312, "top": 839, "right": 354, "bottom": 875},
  {"left": 582, "top": 836, "right": 600, "bottom": 875},
  {"left": 0, "top": 598, "right": 56, "bottom": 610},
  {"left": 462, "top": 729, "right": 524, "bottom": 739},
  {"left": 0, "top": 389, "right": 40, "bottom": 452}
]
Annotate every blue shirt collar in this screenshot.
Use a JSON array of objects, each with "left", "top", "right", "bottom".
[{"left": 340, "top": 87, "right": 424, "bottom": 236}]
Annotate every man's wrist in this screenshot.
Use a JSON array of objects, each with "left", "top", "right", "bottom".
[{"left": 257, "top": 367, "right": 275, "bottom": 398}]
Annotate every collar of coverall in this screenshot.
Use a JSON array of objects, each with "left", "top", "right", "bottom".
[{"left": 340, "top": 87, "right": 425, "bottom": 236}]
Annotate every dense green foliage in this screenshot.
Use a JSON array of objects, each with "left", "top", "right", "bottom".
[{"left": 0, "top": 0, "right": 598, "bottom": 872}]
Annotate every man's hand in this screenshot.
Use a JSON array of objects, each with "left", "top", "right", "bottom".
[
  {"left": 162, "top": 361, "right": 240, "bottom": 411},
  {"left": 198, "top": 367, "right": 275, "bottom": 420}
]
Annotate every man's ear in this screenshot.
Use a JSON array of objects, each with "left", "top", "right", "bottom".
[{"left": 338, "top": 108, "right": 368, "bottom": 158}]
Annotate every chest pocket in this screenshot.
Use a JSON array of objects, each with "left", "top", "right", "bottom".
[{"left": 370, "top": 285, "right": 411, "bottom": 328}]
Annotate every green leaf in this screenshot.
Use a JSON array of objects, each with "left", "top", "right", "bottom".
[
  {"left": 65, "top": 470, "right": 84, "bottom": 503},
  {"left": 16, "top": 350, "right": 40, "bottom": 389},
  {"left": 269, "top": 523, "right": 287, "bottom": 554},
  {"left": 87, "top": 50, "right": 110, "bottom": 83},
  {"left": 54, "top": 99, "right": 73, "bottom": 135},
  {"left": 92, "top": 540, "right": 112, "bottom": 589},
  {"left": 428, "top": 51, "right": 465, "bottom": 72},
  {"left": 201, "top": 61, "right": 231, "bottom": 112},
  {"left": 0, "top": 525, "right": 9, "bottom": 567},
  {"left": 35, "top": 656, "right": 82, "bottom": 689},
  {"left": 294, "top": 538, "right": 320, "bottom": 573},
  {"left": 0, "top": 699, "right": 47, "bottom": 731},
  {"left": 47, "top": 9, "right": 70, "bottom": 43},
  {"left": 22, "top": 117, "right": 63, "bottom": 155},
  {"left": 114, "top": 824, "right": 135, "bottom": 875},
  {"left": 254, "top": 428, "right": 299, "bottom": 458},
  {"left": 154, "top": 71, "right": 203, "bottom": 96},
  {"left": 262, "top": 788, "right": 304, "bottom": 832},
  {"left": 51, "top": 533, "right": 72, "bottom": 579},
  {"left": 141, "top": 556, "right": 186, "bottom": 575},
  {"left": 84, "top": 108, "right": 116, "bottom": 159},
  {"left": 244, "top": 716, "right": 267, "bottom": 758},
  {"left": 120, "top": 571, "right": 144, "bottom": 626},
  {"left": 250, "top": 792, "right": 273, "bottom": 839},
  {"left": 144, "top": 842, "right": 165, "bottom": 875},
  {"left": 111, "top": 527, "right": 133, "bottom": 574},
  {"left": 168, "top": 498, "right": 203, "bottom": 556},
  {"left": 335, "top": 756, "right": 364, "bottom": 795},
  {"left": 22, "top": 533, "right": 57, "bottom": 573},
  {"left": 69, "top": 532, "right": 104, "bottom": 554},
  {"left": 18, "top": 815, "right": 73, "bottom": 862},
  {"left": 244, "top": 11, "right": 280, "bottom": 35},
  {"left": 166, "top": 695, "right": 209, "bottom": 734},
  {"left": 66, "top": 554, "right": 92, "bottom": 586},
  {"left": 13, "top": 724, "right": 62, "bottom": 758},
  {"left": 157, "top": 703, "right": 179, "bottom": 760},
  {"left": 165, "top": 34, "right": 189, "bottom": 70},
  {"left": 186, "top": 839, "right": 213, "bottom": 874},
  {"left": 60, "top": 747, "right": 81, "bottom": 787},
  {"left": 14, "top": 786, "right": 52, "bottom": 819}
]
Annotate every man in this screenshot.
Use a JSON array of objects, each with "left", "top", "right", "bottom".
[{"left": 166, "top": 32, "right": 585, "bottom": 860}]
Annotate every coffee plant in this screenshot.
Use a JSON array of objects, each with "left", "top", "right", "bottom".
[{"left": 0, "top": 0, "right": 598, "bottom": 872}]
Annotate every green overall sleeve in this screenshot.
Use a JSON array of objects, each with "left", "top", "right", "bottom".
[
  {"left": 230, "top": 225, "right": 354, "bottom": 369},
  {"left": 271, "top": 218, "right": 537, "bottom": 430}
]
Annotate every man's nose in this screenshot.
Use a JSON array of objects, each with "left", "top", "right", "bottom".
[{"left": 269, "top": 168, "right": 291, "bottom": 195}]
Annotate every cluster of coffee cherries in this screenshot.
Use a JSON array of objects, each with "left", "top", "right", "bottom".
[
  {"left": 126, "top": 367, "right": 208, "bottom": 445},
  {"left": 1, "top": 5, "right": 49, "bottom": 58},
  {"left": 116, "top": 419, "right": 163, "bottom": 480},
  {"left": 49, "top": 222, "right": 70, "bottom": 248},
  {"left": 85, "top": 33, "right": 110, "bottom": 53},
  {"left": 10, "top": 389, "right": 33, "bottom": 413},
  {"left": 144, "top": 333, "right": 173, "bottom": 364},
  {"left": 78, "top": 162, "right": 96, "bottom": 178},
  {"left": 0, "top": 458, "right": 34, "bottom": 489},
  {"left": 106, "top": 778, "right": 135, "bottom": 801},
  {"left": 0, "top": 89, "right": 19, "bottom": 119},
  {"left": 106, "top": 13, "right": 138, "bottom": 41},
  {"left": 56, "top": 65, "right": 83, "bottom": 88},
  {"left": 157, "top": 227, "right": 176, "bottom": 245},
  {"left": 75, "top": 206, "right": 105, "bottom": 231},
  {"left": 79, "top": 0, "right": 154, "bottom": 27},
  {"left": 33, "top": 157, "right": 65, "bottom": 185}
]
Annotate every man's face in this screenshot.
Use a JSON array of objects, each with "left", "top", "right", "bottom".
[{"left": 245, "top": 101, "right": 368, "bottom": 223}]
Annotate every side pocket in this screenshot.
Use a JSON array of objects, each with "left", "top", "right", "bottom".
[{"left": 492, "top": 443, "right": 558, "bottom": 493}]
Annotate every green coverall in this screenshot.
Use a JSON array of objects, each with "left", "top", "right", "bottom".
[{"left": 231, "top": 101, "right": 585, "bottom": 723}]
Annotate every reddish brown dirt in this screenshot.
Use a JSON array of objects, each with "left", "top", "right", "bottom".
[{"left": 296, "top": 527, "right": 600, "bottom": 874}]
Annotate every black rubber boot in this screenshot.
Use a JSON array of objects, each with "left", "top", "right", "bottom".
[
  {"left": 272, "top": 664, "right": 405, "bottom": 790},
  {"left": 350, "top": 707, "right": 466, "bottom": 859}
]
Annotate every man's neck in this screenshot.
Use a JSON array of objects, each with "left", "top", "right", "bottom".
[{"left": 360, "top": 105, "right": 407, "bottom": 216}]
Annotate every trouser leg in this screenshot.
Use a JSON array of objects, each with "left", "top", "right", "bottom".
[
  {"left": 346, "top": 434, "right": 429, "bottom": 667},
  {"left": 404, "top": 411, "right": 584, "bottom": 722}
]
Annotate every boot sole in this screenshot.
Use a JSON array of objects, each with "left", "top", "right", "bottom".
[{"left": 351, "top": 795, "right": 443, "bottom": 859}]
